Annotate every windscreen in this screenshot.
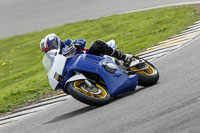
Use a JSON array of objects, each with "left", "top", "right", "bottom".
[{"left": 42, "top": 49, "right": 58, "bottom": 73}]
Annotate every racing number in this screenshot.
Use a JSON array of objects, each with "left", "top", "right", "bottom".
[{"left": 41, "top": 42, "right": 46, "bottom": 49}]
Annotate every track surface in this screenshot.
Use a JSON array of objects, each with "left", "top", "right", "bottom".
[
  {"left": 1, "top": 0, "right": 200, "bottom": 133},
  {"left": 0, "top": 0, "right": 197, "bottom": 39}
]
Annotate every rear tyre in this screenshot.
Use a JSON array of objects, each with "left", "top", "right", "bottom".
[
  {"left": 67, "top": 80, "right": 111, "bottom": 106},
  {"left": 137, "top": 61, "right": 159, "bottom": 86},
  {"left": 130, "top": 59, "right": 159, "bottom": 86}
]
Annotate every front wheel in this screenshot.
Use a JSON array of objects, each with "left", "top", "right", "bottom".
[
  {"left": 67, "top": 80, "right": 111, "bottom": 106},
  {"left": 130, "top": 59, "right": 159, "bottom": 86}
]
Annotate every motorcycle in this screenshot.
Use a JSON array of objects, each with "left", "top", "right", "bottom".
[{"left": 42, "top": 42, "right": 159, "bottom": 106}]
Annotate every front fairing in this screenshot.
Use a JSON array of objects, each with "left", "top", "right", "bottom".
[
  {"left": 42, "top": 50, "right": 67, "bottom": 90},
  {"left": 62, "top": 54, "right": 138, "bottom": 96},
  {"left": 42, "top": 49, "right": 57, "bottom": 74}
]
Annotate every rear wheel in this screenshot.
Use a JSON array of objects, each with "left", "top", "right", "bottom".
[
  {"left": 130, "top": 59, "right": 159, "bottom": 86},
  {"left": 67, "top": 80, "right": 111, "bottom": 106}
]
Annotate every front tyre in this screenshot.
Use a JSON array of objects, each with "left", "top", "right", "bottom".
[{"left": 67, "top": 80, "right": 111, "bottom": 106}]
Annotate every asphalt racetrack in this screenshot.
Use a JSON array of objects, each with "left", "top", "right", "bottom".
[{"left": 1, "top": 0, "right": 200, "bottom": 133}]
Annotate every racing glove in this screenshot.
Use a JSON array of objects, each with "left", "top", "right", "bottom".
[
  {"left": 65, "top": 44, "right": 77, "bottom": 56},
  {"left": 74, "top": 43, "right": 82, "bottom": 50}
]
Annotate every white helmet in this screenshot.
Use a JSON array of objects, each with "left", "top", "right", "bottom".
[{"left": 40, "top": 33, "right": 60, "bottom": 53}]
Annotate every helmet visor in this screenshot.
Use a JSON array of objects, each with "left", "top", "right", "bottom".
[{"left": 44, "top": 40, "right": 58, "bottom": 53}]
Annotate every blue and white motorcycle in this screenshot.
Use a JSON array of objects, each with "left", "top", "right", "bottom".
[{"left": 42, "top": 41, "right": 159, "bottom": 106}]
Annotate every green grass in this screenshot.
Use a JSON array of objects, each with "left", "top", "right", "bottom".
[{"left": 0, "top": 5, "right": 200, "bottom": 113}]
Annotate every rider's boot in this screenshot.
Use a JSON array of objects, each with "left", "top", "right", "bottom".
[{"left": 111, "top": 49, "right": 132, "bottom": 67}]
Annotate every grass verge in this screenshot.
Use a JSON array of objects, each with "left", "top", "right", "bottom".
[{"left": 0, "top": 5, "right": 200, "bottom": 114}]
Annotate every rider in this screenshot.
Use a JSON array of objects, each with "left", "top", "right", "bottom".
[{"left": 40, "top": 33, "right": 132, "bottom": 66}]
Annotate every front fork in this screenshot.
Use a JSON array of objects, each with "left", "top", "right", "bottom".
[
  {"left": 74, "top": 71, "right": 94, "bottom": 88},
  {"left": 74, "top": 71, "right": 103, "bottom": 94}
]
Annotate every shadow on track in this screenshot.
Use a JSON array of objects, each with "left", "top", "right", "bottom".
[
  {"left": 44, "top": 84, "right": 158, "bottom": 125},
  {"left": 109, "top": 82, "right": 160, "bottom": 103},
  {"left": 44, "top": 106, "right": 99, "bottom": 124},
  {"left": 111, "top": 86, "right": 148, "bottom": 101}
]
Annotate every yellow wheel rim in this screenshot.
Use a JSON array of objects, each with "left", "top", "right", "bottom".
[
  {"left": 130, "top": 63, "right": 155, "bottom": 75},
  {"left": 73, "top": 80, "right": 108, "bottom": 98}
]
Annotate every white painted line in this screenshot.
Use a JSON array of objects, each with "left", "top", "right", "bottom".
[
  {"left": 0, "top": 95, "right": 72, "bottom": 127},
  {"left": 186, "top": 25, "right": 200, "bottom": 30},
  {"left": 139, "top": 20, "right": 200, "bottom": 61},
  {"left": 180, "top": 27, "right": 200, "bottom": 34},
  {"left": 194, "top": 21, "right": 200, "bottom": 24},
  {"left": 147, "top": 40, "right": 188, "bottom": 52},
  {"left": 170, "top": 30, "right": 200, "bottom": 39},
  {"left": 138, "top": 45, "right": 181, "bottom": 56},
  {"left": 148, "top": 38, "right": 192, "bottom": 51},
  {"left": 0, "top": 112, "right": 36, "bottom": 126},
  {"left": 0, "top": 103, "right": 57, "bottom": 122},
  {"left": 154, "top": 34, "right": 200, "bottom": 63},
  {"left": 142, "top": 52, "right": 168, "bottom": 60},
  {"left": 188, "top": 23, "right": 200, "bottom": 28},
  {"left": 139, "top": 50, "right": 170, "bottom": 59},
  {"left": 146, "top": 58, "right": 159, "bottom": 62},
  {"left": 16, "top": 95, "right": 70, "bottom": 112},
  {"left": 137, "top": 44, "right": 182, "bottom": 56},
  {"left": 157, "top": 34, "right": 195, "bottom": 46}
]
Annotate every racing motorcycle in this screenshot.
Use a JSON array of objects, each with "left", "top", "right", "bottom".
[{"left": 42, "top": 41, "right": 159, "bottom": 106}]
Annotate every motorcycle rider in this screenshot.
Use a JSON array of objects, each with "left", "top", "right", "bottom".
[{"left": 40, "top": 33, "right": 132, "bottom": 66}]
